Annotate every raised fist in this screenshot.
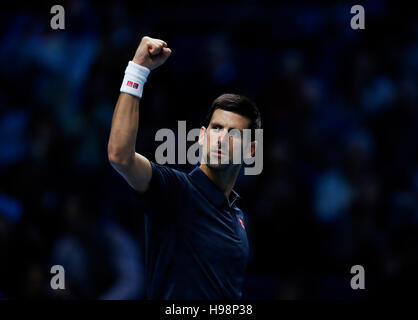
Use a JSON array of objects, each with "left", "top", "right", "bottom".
[{"left": 132, "top": 36, "right": 172, "bottom": 70}]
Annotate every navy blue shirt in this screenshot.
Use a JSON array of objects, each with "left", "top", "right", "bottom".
[{"left": 133, "top": 162, "right": 250, "bottom": 300}]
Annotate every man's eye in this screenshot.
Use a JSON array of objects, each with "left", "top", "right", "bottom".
[{"left": 229, "top": 130, "right": 242, "bottom": 138}]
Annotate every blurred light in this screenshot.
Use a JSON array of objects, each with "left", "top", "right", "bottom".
[{"left": 0, "top": 192, "right": 23, "bottom": 223}]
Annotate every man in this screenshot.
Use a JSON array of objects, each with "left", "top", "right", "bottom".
[{"left": 108, "top": 36, "right": 261, "bottom": 299}]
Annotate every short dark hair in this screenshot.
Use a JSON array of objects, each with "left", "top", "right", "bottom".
[{"left": 205, "top": 93, "right": 262, "bottom": 131}]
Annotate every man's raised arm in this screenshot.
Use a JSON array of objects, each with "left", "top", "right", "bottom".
[{"left": 107, "top": 36, "right": 172, "bottom": 193}]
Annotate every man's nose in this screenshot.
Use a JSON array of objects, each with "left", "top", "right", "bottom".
[
  {"left": 218, "top": 134, "right": 231, "bottom": 154},
  {"left": 217, "top": 129, "right": 228, "bottom": 145}
]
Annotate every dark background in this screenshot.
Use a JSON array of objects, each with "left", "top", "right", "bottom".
[{"left": 0, "top": 0, "right": 417, "bottom": 299}]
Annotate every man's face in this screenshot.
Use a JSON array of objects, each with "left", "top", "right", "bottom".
[{"left": 199, "top": 109, "right": 252, "bottom": 170}]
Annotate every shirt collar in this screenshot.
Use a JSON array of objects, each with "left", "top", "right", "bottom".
[{"left": 189, "top": 166, "right": 241, "bottom": 209}]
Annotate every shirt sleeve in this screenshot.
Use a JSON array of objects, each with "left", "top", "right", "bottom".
[{"left": 131, "top": 161, "right": 186, "bottom": 220}]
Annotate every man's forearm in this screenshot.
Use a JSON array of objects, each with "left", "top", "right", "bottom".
[
  {"left": 107, "top": 36, "right": 171, "bottom": 169},
  {"left": 107, "top": 93, "right": 140, "bottom": 166}
]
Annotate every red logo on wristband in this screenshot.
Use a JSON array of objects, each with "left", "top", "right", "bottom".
[{"left": 127, "top": 81, "right": 139, "bottom": 89}]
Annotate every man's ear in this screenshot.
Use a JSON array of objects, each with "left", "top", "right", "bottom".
[
  {"left": 244, "top": 140, "right": 257, "bottom": 159},
  {"left": 198, "top": 126, "right": 206, "bottom": 146}
]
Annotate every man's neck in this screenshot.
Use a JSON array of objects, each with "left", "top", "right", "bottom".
[{"left": 199, "top": 164, "right": 241, "bottom": 198}]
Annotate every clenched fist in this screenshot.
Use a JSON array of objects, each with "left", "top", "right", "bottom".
[{"left": 132, "top": 36, "right": 172, "bottom": 70}]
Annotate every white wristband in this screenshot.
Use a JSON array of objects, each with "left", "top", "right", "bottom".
[{"left": 120, "top": 61, "right": 150, "bottom": 98}]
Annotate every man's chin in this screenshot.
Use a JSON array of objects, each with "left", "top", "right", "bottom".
[
  {"left": 205, "top": 161, "right": 231, "bottom": 171},
  {"left": 206, "top": 163, "right": 231, "bottom": 171},
  {"left": 204, "top": 157, "right": 241, "bottom": 171}
]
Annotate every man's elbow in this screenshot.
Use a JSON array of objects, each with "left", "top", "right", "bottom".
[{"left": 107, "top": 146, "right": 132, "bottom": 168}]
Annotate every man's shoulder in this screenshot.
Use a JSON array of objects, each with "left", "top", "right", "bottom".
[
  {"left": 133, "top": 163, "right": 192, "bottom": 215},
  {"left": 150, "top": 161, "right": 192, "bottom": 187}
]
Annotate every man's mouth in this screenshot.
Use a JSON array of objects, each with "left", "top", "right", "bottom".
[{"left": 211, "top": 149, "right": 225, "bottom": 157}]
